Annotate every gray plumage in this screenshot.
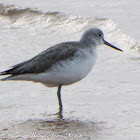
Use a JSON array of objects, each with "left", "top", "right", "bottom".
[{"left": 1, "top": 42, "right": 79, "bottom": 75}]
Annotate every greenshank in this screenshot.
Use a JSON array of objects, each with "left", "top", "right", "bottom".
[{"left": 0, "top": 28, "right": 122, "bottom": 115}]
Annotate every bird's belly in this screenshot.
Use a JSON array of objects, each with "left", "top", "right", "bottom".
[{"left": 36, "top": 55, "right": 97, "bottom": 87}]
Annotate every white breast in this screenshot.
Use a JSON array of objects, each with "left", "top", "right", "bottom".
[{"left": 36, "top": 49, "right": 98, "bottom": 87}]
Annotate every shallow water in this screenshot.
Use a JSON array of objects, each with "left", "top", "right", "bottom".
[{"left": 0, "top": 4, "right": 140, "bottom": 140}]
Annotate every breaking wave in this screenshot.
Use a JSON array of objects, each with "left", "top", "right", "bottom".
[{"left": 0, "top": 4, "right": 140, "bottom": 54}]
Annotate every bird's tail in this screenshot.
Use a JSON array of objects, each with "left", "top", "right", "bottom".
[
  {"left": 0, "top": 60, "right": 28, "bottom": 81},
  {"left": 0, "top": 65, "right": 21, "bottom": 81},
  {"left": 0, "top": 70, "right": 14, "bottom": 81},
  {"left": 0, "top": 76, "right": 14, "bottom": 81}
]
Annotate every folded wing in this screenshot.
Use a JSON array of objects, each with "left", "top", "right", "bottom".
[{"left": 0, "top": 42, "right": 79, "bottom": 77}]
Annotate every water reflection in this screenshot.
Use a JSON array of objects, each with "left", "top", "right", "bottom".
[{"left": 1, "top": 116, "right": 104, "bottom": 140}]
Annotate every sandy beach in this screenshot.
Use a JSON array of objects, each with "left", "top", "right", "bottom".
[{"left": 0, "top": 1, "right": 140, "bottom": 140}]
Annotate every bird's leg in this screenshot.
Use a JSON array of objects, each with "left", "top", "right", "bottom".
[{"left": 57, "top": 85, "right": 63, "bottom": 113}]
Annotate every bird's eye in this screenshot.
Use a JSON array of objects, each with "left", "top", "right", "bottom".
[{"left": 98, "top": 33, "right": 102, "bottom": 37}]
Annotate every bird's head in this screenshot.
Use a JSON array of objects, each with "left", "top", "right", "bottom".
[{"left": 80, "top": 28, "right": 123, "bottom": 52}]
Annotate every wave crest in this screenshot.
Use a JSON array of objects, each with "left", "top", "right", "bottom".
[{"left": 0, "top": 4, "right": 139, "bottom": 54}]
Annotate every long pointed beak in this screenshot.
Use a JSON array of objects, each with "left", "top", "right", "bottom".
[{"left": 104, "top": 40, "right": 123, "bottom": 52}]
